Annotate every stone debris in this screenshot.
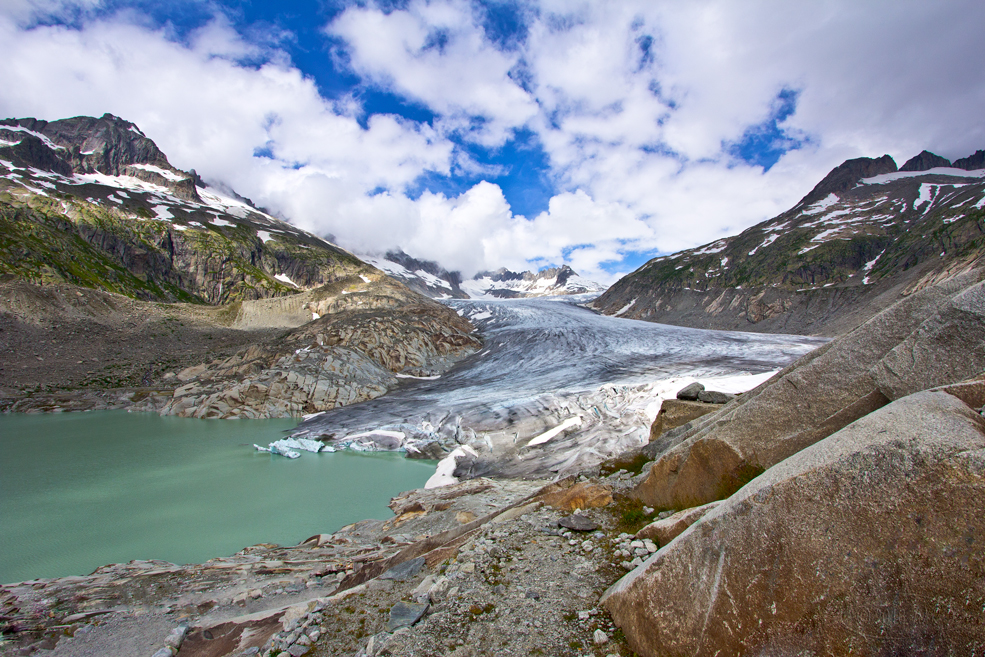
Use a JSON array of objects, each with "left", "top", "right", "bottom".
[
  {"left": 558, "top": 513, "right": 599, "bottom": 532},
  {"left": 379, "top": 556, "right": 426, "bottom": 582},
  {"left": 160, "top": 300, "right": 481, "bottom": 420},
  {"left": 385, "top": 601, "right": 429, "bottom": 631}
]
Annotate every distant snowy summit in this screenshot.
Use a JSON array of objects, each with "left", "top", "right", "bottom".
[
  {"left": 463, "top": 265, "right": 606, "bottom": 299},
  {"left": 359, "top": 251, "right": 607, "bottom": 300}
]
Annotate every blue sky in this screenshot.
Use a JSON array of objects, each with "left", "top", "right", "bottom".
[{"left": 3, "top": 0, "right": 984, "bottom": 282}]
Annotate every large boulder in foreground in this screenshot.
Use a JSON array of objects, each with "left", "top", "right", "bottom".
[
  {"left": 602, "top": 390, "right": 985, "bottom": 656},
  {"left": 634, "top": 270, "right": 985, "bottom": 510}
]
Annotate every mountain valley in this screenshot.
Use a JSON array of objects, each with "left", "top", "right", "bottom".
[{"left": 2, "top": 115, "right": 985, "bottom": 657}]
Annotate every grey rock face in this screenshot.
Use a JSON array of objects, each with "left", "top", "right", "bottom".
[
  {"left": 1, "top": 114, "right": 374, "bottom": 305},
  {"left": 953, "top": 149, "right": 985, "bottom": 170},
  {"left": 633, "top": 270, "right": 985, "bottom": 510},
  {"left": 798, "top": 154, "right": 897, "bottom": 206},
  {"left": 649, "top": 399, "right": 722, "bottom": 443},
  {"left": 591, "top": 147, "right": 985, "bottom": 337},
  {"left": 696, "top": 390, "right": 734, "bottom": 404},
  {"left": 675, "top": 382, "right": 704, "bottom": 400},
  {"left": 635, "top": 501, "right": 721, "bottom": 547},
  {"left": 160, "top": 284, "right": 481, "bottom": 419},
  {"left": 899, "top": 149, "right": 951, "bottom": 172},
  {"left": 871, "top": 279, "right": 985, "bottom": 399},
  {"left": 604, "top": 390, "right": 985, "bottom": 657}
]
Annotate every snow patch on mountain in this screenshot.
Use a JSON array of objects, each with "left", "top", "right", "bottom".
[
  {"left": 129, "top": 163, "right": 188, "bottom": 182},
  {"left": 803, "top": 193, "right": 839, "bottom": 214},
  {"left": 861, "top": 167, "right": 985, "bottom": 185},
  {"left": 0, "top": 124, "right": 65, "bottom": 151}
]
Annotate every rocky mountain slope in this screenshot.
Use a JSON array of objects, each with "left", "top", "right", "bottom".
[
  {"left": 1, "top": 114, "right": 366, "bottom": 304},
  {"left": 592, "top": 149, "right": 985, "bottom": 335},
  {"left": 361, "top": 251, "right": 606, "bottom": 300},
  {"left": 0, "top": 114, "right": 481, "bottom": 417},
  {"left": 359, "top": 251, "right": 469, "bottom": 299}
]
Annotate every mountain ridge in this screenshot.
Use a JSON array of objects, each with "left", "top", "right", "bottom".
[
  {"left": 592, "top": 149, "right": 985, "bottom": 336},
  {"left": 360, "top": 250, "right": 606, "bottom": 299},
  {"left": 0, "top": 113, "right": 373, "bottom": 304}
]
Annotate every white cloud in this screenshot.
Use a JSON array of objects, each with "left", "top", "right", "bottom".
[
  {"left": 2, "top": 0, "right": 984, "bottom": 286},
  {"left": 329, "top": 0, "right": 538, "bottom": 146}
]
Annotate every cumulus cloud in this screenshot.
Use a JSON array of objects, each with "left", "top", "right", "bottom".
[
  {"left": 328, "top": 0, "right": 539, "bottom": 146},
  {"left": 1, "top": 0, "right": 984, "bottom": 285}
]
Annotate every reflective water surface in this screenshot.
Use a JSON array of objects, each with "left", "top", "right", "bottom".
[{"left": 0, "top": 411, "right": 435, "bottom": 584}]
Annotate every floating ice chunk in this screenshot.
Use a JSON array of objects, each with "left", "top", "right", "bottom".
[
  {"left": 254, "top": 442, "right": 300, "bottom": 458},
  {"left": 255, "top": 437, "right": 323, "bottom": 458},
  {"left": 281, "top": 437, "right": 325, "bottom": 453}
]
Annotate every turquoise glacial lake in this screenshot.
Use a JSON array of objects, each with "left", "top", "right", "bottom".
[{"left": 0, "top": 411, "right": 436, "bottom": 585}]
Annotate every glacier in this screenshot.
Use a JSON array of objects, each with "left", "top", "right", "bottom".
[{"left": 289, "top": 297, "right": 827, "bottom": 482}]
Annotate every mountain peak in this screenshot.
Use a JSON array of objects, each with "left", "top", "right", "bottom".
[
  {"left": 899, "top": 150, "right": 951, "bottom": 172},
  {"left": 953, "top": 150, "right": 985, "bottom": 171},
  {"left": 1, "top": 114, "right": 201, "bottom": 201},
  {"left": 798, "top": 155, "right": 897, "bottom": 207}
]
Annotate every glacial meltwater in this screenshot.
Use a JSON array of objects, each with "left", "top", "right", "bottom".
[{"left": 0, "top": 411, "right": 435, "bottom": 585}]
